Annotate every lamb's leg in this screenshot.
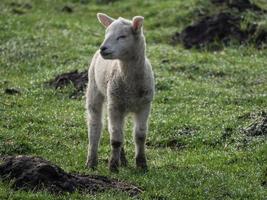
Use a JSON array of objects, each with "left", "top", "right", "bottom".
[
  {"left": 86, "top": 88, "right": 104, "bottom": 169},
  {"left": 108, "top": 106, "right": 125, "bottom": 172},
  {"left": 133, "top": 104, "right": 151, "bottom": 170}
]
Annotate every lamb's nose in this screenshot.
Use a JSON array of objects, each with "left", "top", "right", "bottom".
[{"left": 100, "top": 46, "right": 108, "bottom": 52}]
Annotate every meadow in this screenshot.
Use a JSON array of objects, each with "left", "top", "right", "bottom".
[{"left": 0, "top": 0, "right": 266, "bottom": 199}]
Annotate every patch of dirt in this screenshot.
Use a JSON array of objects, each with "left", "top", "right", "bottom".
[
  {"left": 0, "top": 155, "right": 142, "bottom": 196},
  {"left": 61, "top": 5, "right": 74, "bottom": 13},
  {"left": 46, "top": 70, "right": 88, "bottom": 98},
  {"left": 4, "top": 88, "right": 21, "bottom": 95},
  {"left": 173, "top": 12, "right": 248, "bottom": 48},
  {"left": 172, "top": 0, "right": 267, "bottom": 49},
  {"left": 243, "top": 111, "right": 267, "bottom": 136}
]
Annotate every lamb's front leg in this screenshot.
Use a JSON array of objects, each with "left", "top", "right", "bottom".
[
  {"left": 133, "top": 104, "right": 151, "bottom": 170},
  {"left": 108, "top": 105, "right": 125, "bottom": 172},
  {"left": 86, "top": 89, "right": 104, "bottom": 169}
]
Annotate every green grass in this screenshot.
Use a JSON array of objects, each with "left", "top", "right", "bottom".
[{"left": 0, "top": 0, "right": 267, "bottom": 199}]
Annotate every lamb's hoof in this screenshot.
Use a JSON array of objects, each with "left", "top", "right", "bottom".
[
  {"left": 109, "top": 158, "right": 119, "bottom": 173},
  {"left": 136, "top": 156, "right": 148, "bottom": 171},
  {"left": 86, "top": 157, "right": 98, "bottom": 169}
]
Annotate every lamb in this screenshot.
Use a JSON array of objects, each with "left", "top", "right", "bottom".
[{"left": 86, "top": 13, "right": 154, "bottom": 172}]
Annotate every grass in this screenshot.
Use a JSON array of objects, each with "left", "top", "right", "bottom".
[{"left": 0, "top": 0, "right": 267, "bottom": 199}]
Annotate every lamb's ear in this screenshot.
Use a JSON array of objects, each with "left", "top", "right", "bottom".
[
  {"left": 97, "top": 13, "right": 114, "bottom": 28},
  {"left": 132, "top": 16, "right": 144, "bottom": 32}
]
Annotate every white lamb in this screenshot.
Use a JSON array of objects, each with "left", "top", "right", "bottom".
[{"left": 86, "top": 13, "right": 154, "bottom": 172}]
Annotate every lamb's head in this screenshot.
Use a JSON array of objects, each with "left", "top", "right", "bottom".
[{"left": 97, "top": 13, "right": 145, "bottom": 60}]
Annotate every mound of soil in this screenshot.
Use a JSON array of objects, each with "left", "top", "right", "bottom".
[
  {"left": 244, "top": 112, "right": 267, "bottom": 136},
  {"left": 5, "top": 88, "right": 21, "bottom": 95},
  {"left": 0, "top": 155, "right": 142, "bottom": 196},
  {"left": 46, "top": 70, "right": 88, "bottom": 97},
  {"left": 176, "top": 12, "right": 247, "bottom": 48},
  {"left": 172, "top": 0, "right": 267, "bottom": 49},
  {"left": 47, "top": 70, "right": 88, "bottom": 90},
  {"left": 62, "top": 6, "right": 73, "bottom": 13}
]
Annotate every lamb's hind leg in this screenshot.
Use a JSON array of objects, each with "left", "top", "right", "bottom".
[
  {"left": 133, "top": 104, "right": 151, "bottom": 170},
  {"left": 108, "top": 106, "right": 125, "bottom": 172},
  {"left": 86, "top": 88, "right": 104, "bottom": 169}
]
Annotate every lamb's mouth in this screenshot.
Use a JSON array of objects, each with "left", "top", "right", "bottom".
[{"left": 100, "top": 51, "right": 113, "bottom": 57}]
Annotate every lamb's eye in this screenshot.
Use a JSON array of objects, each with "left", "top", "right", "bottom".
[{"left": 117, "top": 35, "right": 126, "bottom": 40}]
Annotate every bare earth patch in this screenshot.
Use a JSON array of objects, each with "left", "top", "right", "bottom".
[
  {"left": 46, "top": 70, "right": 88, "bottom": 98},
  {"left": 243, "top": 112, "right": 267, "bottom": 136},
  {"left": 4, "top": 88, "right": 21, "bottom": 95},
  {"left": 0, "top": 155, "right": 142, "bottom": 196},
  {"left": 172, "top": 0, "right": 267, "bottom": 49}
]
